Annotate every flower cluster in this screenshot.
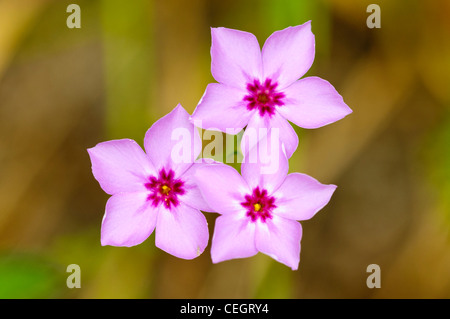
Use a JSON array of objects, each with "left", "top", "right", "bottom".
[{"left": 88, "top": 21, "right": 351, "bottom": 270}]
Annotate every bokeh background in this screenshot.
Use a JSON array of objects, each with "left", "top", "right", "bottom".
[{"left": 0, "top": 0, "right": 449, "bottom": 298}]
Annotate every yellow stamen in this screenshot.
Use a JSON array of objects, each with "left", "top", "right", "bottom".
[
  {"left": 254, "top": 203, "right": 262, "bottom": 212},
  {"left": 161, "top": 185, "right": 171, "bottom": 195},
  {"left": 257, "top": 94, "right": 269, "bottom": 104}
]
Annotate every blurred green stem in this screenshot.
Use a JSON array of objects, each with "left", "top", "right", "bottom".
[{"left": 101, "top": 0, "right": 156, "bottom": 141}]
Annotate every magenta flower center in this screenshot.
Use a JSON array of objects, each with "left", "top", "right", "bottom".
[
  {"left": 243, "top": 79, "right": 285, "bottom": 117},
  {"left": 241, "top": 187, "right": 276, "bottom": 223},
  {"left": 145, "top": 168, "right": 185, "bottom": 209}
]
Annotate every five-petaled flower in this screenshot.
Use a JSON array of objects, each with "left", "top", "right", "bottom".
[
  {"left": 194, "top": 131, "right": 337, "bottom": 270},
  {"left": 87, "top": 21, "right": 350, "bottom": 270},
  {"left": 87, "top": 105, "right": 211, "bottom": 259},
  {"left": 191, "top": 21, "right": 352, "bottom": 158}
]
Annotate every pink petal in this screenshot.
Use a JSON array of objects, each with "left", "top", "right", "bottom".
[
  {"left": 262, "top": 21, "right": 315, "bottom": 90},
  {"left": 101, "top": 192, "right": 157, "bottom": 247},
  {"left": 211, "top": 27, "right": 263, "bottom": 88},
  {"left": 269, "top": 111, "right": 299, "bottom": 159},
  {"left": 277, "top": 76, "right": 352, "bottom": 129},
  {"left": 211, "top": 214, "right": 258, "bottom": 264},
  {"left": 155, "top": 203, "right": 209, "bottom": 259},
  {"left": 190, "top": 83, "right": 254, "bottom": 132},
  {"left": 88, "top": 139, "right": 155, "bottom": 195},
  {"left": 273, "top": 173, "right": 337, "bottom": 221},
  {"left": 241, "top": 112, "right": 298, "bottom": 159},
  {"left": 194, "top": 163, "right": 250, "bottom": 215},
  {"left": 178, "top": 162, "right": 214, "bottom": 212},
  {"left": 240, "top": 112, "right": 272, "bottom": 159},
  {"left": 255, "top": 214, "right": 302, "bottom": 270},
  {"left": 144, "top": 104, "right": 201, "bottom": 176},
  {"left": 241, "top": 128, "right": 289, "bottom": 195}
]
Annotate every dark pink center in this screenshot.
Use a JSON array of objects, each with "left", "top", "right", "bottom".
[
  {"left": 145, "top": 168, "right": 185, "bottom": 209},
  {"left": 241, "top": 187, "right": 276, "bottom": 223},
  {"left": 243, "top": 79, "right": 285, "bottom": 117}
]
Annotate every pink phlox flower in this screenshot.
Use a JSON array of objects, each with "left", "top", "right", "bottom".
[
  {"left": 87, "top": 104, "right": 212, "bottom": 259},
  {"left": 194, "top": 130, "right": 337, "bottom": 270},
  {"left": 191, "top": 21, "right": 352, "bottom": 158}
]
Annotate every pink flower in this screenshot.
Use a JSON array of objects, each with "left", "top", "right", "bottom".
[
  {"left": 191, "top": 21, "right": 352, "bottom": 158},
  {"left": 87, "top": 105, "right": 211, "bottom": 259},
  {"left": 194, "top": 131, "right": 336, "bottom": 270}
]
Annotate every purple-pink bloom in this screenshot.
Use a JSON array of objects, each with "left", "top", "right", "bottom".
[
  {"left": 194, "top": 131, "right": 336, "bottom": 270},
  {"left": 87, "top": 104, "right": 211, "bottom": 259},
  {"left": 191, "top": 21, "right": 352, "bottom": 158}
]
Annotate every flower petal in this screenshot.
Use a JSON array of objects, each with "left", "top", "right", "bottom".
[
  {"left": 211, "top": 27, "right": 262, "bottom": 88},
  {"left": 269, "top": 111, "right": 299, "bottom": 159},
  {"left": 101, "top": 192, "right": 157, "bottom": 247},
  {"left": 88, "top": 139, "right": 155, "bottom": 195},
  {"left": 190, "top": 83, "right": 254, "bottom": 132},
  {"left": 194, "top": 163, "right": 250, "bottom": 215},
  {"left": 273, "top": 173, "right": 337, "bottom": 221},
  {"left": 155, "top": 203, "right": 209, "bottom": 259},
  {"left": 241, "top": 112, "right": 298, "bottom": 159},
  {"left": 240, "top": 112, "right": 271, "bottom": 158},
  {"left": 144, "top": 104, "right": 201, "bottom": 176},
  {"left": 241, "top": 128, "right": 289, "bottom": 195},
  {"left": 211, "top": 214, "right": 258, "bottom": 264},
  {"left": 255, "top": 215, "right": 302, "bottom": 270},
  {"left": 262, "top": 21, "right": 315, "bottom": 89},
  {"left": 277, "top": 76, "right": 352, "bottom": 129},
  {"left": 178, "top": 162, "right": 214, "bottom": 212}
]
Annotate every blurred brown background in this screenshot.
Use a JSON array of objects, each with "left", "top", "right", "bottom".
[{"left": 0, "top": 0, "right": 449, "bottom": 298}]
